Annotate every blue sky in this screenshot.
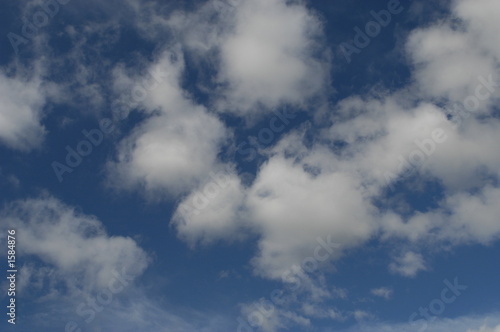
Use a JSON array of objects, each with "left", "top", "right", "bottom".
[{"left": 1, "top": 0, "right": 500, "bottom": 331}]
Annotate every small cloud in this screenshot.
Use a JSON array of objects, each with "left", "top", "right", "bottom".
[
  {"left": 0, "top": 168, "right": 20, "bottom": 189},
  {"left": 217, "top": 269, "right": 241, "bottom": 280},
  {"left": 371, "top": 287, "right": 393, "bottom": 299},
  {"left": 353, "top": 310, "right": 375, "bottom": 322},
  {"left": 389, "top": 251, "right": 427, "bottom": 278},
  {"left": 332, "top": 287, "right": 349, "bottom": 299},
  {"left": 7, "top": 175, "right": 20, "bottom": 188}
]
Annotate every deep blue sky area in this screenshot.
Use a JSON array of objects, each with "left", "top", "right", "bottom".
[{"left": 0, "top": 1, "right": 499, "bottom": 332}]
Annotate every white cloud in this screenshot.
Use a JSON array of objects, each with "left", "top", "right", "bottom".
[
  {"left": 109, "top": 109, "right": 227, "bottom": 197},
  {"left": 0, "top": 70, "right": 46, "bottom": 151},
  {"left": 389, "top": 251, "right": 427, "bottom": 277},
  {"left": 326, "top": 96, "right": 451, "bottom": 189},
  {"left": 215, "top": 0, "right": 329, "bottom": 116},
  {"left": 246, "top": 150, "right": 375, "bottom": 279},
  {"left": 444, "top": 187, "right": 500, "bottom": 244},
  {"left": 370, "top": 287, "right": 393, "bottom": 299},
  {"left": 454, "top": 0, "right": 500, "bottom": 59},
  {"left": 353, "top": 310, "right": 375, "bottom": 322}
]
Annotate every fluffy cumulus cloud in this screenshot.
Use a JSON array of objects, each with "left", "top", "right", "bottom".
[
  {"left": 165, "top": 0, "right": 330, "bottom": 118},
  {"left": 110, "top": 109, "right": 227, "bottom": 196},
  {"left": 0, "top": 70, "right": 47, "bottom": 151},
  {"left": 407, "top": 0, "right": 500, "bottom": 106},
  {"left": 245, "top": 150, "right": 376, "bottom": 279},
  {"left": 325, "top": 96, "right": 451, "bottom": 189},
  {"left": 0, "top": 195, "right": 149, "bottom": 293},
  {"left": 108, "top": 49, "right": 229, "bottom": 197},
  {"left": 327, "top": 93, "right": 500, "bottom": 193},
  {"left": 215, "top": 0, "right": 329, "bottom": 116}
]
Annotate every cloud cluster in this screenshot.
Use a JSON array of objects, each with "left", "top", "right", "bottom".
[{"left": 167, "top": 0, "right": 500, "bottom": 285}]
